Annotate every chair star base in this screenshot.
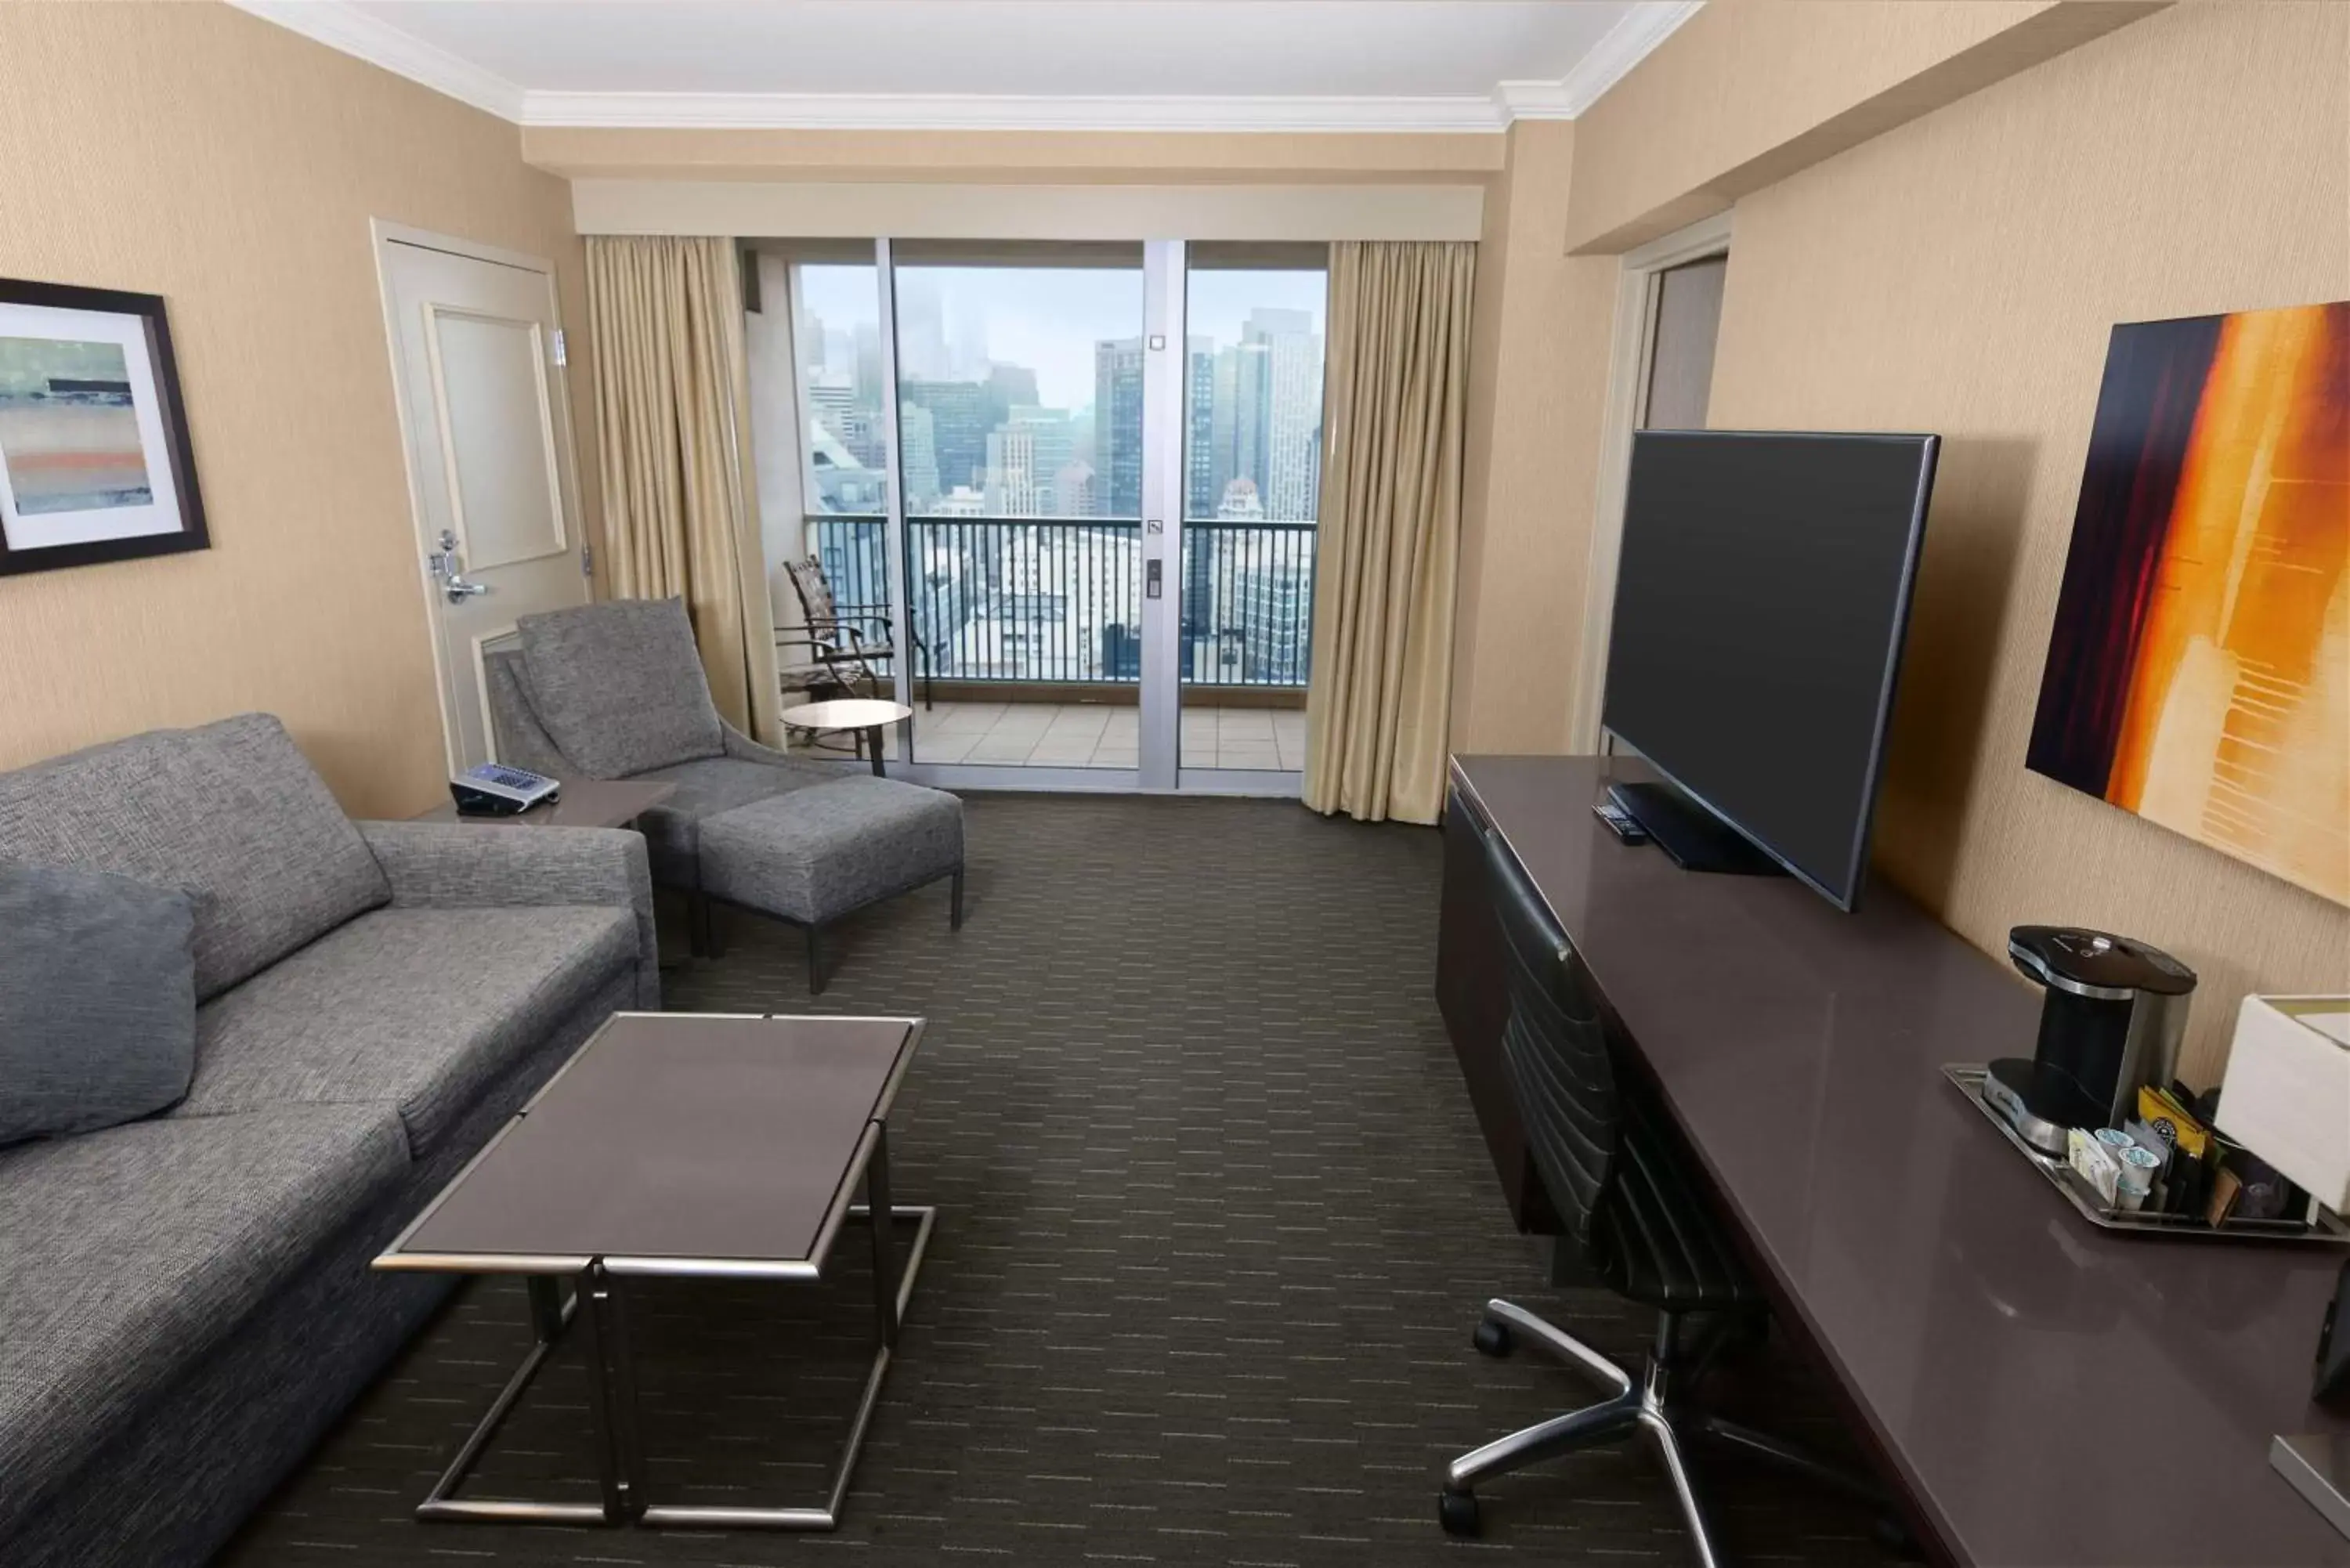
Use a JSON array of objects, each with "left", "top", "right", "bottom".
[{"left": 1439, "top": 1300, "right": 1905, "bottom": 1565}]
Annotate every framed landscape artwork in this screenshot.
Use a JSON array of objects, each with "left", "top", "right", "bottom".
[
  {"left": 2026, "top": 301, "right": 2348, "bottom": 906},
  {"left": 0, "top": 277, "right": 208, "bottom": 576}
]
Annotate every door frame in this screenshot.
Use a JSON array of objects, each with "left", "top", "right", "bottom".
[
  {"left": 370, "top": 219, "right": 591, "bottom": 772},
  {"left": 1567, "top": 208, "right": 1734, "bottom": 753}
]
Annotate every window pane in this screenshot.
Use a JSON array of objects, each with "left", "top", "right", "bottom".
[
  {"left": 889, "top": 263, "right": 1145, "bottom": 520},
  {"left": 1180, "top": 267, "right": 1325, "bottom": 695},
  {"left": 794, "top": 263, "right": 888, "bottom": 516},
  {"left": 790, "top": 262, "right": 891, "bottom": 625},
  {"left": 1182, "top": 269, "right": 1326, "bottom": 524},
  {"left": 889, "top": 259, "right": 1146, "bottom": 695}
]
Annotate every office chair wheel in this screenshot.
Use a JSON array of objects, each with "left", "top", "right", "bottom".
[
  {"left": 1473, "top": 1317, "right": 1513, "bottom": 1358},
  {"left": 1437, "top": 1487, "right": 1481, "bottom": 1537}
]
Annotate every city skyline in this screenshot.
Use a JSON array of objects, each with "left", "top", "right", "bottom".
[
  {"left": 783, "top": 259, "right": 1325, "bottom": 689},
  {"left": 796, "top": 262, "right": 1325, "bottom": 523}
]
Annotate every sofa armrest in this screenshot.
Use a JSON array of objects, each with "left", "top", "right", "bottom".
[
  {"left": 722, "top": 722, "right": 838, "bottom": 783},
  {"left": 356, "top": 821, "right": 659, "bottom": 1008}
]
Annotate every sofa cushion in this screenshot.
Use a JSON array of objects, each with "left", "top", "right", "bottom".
[
  {"left": 0, "top": 862, "right": 197, "bottom": 1146},
  {"left": 0, "top": 1104, "right": 410, "bottom": 1533},
  {"left": 0, "top": 714, "right": 390, "bottom": 1001},
  {"left": 518, "top": 598, "right": 725, "bottom": 779},
  {"left": 627, "top": 755, "right": 809, "bottom": 886},
  {"left": 179, "top": 905, "right": 637, "bottom": 1159},
  {"left": 699, "top": 778, "right": 964, "bottom": 924}
]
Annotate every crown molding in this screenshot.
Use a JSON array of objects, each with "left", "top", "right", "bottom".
[
  {"left": 1546, "top": 0, "right": 1704, "bottom": 117},
  {"left": 520, "top": 91, "right": 1509, "bottom": 134},
  {"left": 228, "top": 1, "right": 1701, "bottom": 133},
  {"left": 227, "top": 0, "right": 526, "bottom": 120}
]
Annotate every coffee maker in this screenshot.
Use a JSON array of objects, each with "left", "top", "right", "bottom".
[{"left": 1980, "top": 925, "right": 2197, "bottom": 1156}]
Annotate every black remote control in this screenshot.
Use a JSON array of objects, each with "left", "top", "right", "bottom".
[{"left": 1593, "top": 800, "right": 1650, "bottom": 844}]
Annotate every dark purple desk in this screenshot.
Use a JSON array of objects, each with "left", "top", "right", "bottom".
[{"left": 1444, "top": 754, "right": 2348, "bottom": 1568}]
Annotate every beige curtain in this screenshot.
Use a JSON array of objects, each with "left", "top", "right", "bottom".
[
  {"left": 1302, "top": 240, "right": 1475, "bottom": 825},
  {"left": 584, "top": 235, "right": 782, "bottom": 745}
]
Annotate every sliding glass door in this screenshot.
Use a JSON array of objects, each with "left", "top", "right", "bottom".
[
  {"left": 1178, "top": 247, "right": 1327, "bottom": 775},
  {"left": 768, "top": 239, "right": 1324, "bottom": 792},
  {"left": 889, "top": 244, "right": 1145, "bottom": 773}
]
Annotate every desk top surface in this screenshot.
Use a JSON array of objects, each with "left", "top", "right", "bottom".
[{"left": 1453, "top": 753, "right": 2348, "bottom": 1568}]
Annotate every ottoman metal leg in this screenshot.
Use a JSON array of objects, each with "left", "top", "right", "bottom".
[
  {"left": 808, "top": 922, "right": 826, "bottom": 995},
  {"left": 950, "top": 866, "right": 964, "bottom": 930}
]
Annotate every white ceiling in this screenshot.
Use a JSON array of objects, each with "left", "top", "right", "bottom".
[{"left": 230, "top": 1, "right": 1701, "bottom": 130}]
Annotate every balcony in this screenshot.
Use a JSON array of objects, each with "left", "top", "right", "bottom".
[{"left": 786, "top": 515, "right": 1314, "bottom": 770}]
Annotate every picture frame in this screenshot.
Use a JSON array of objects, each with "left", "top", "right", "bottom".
[{"left": 0, "top": 276, "right": 209, "bottom": 576}]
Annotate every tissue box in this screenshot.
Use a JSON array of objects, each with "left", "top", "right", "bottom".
[{"left": 2217, "top": 996, "right": 2350, "bottom": 1213}]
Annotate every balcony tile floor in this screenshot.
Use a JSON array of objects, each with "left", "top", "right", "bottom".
[{"left": 786, "top": 699, "right": 1307, "bottom": 771}]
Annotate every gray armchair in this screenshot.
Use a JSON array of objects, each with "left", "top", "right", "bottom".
[{"left": 486, "top": 598, "right": 963, "bottom": 985}]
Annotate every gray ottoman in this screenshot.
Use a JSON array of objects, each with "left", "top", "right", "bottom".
[{"left": 696, "top": 778, "right": 964, "bottom": 992}]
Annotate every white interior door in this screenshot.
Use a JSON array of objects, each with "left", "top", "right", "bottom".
[{"left": 378, "top": 229, "right": 590, "bottom": 771}]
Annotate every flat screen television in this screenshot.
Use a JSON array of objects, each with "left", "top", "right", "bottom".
[{"left": 1600, "top": 429, "right": 1940, "bottom": 910}]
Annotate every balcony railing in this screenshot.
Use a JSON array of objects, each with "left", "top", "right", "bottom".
[{"left": 805, "top": 515, "right": 1314, "bottom": 688}]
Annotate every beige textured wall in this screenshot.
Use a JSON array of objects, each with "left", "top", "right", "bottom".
[
  {"left": 1452, "top": 121, "right": 1617, "bottom": 753},
  {"left": 1564, "top": 1, "right": 2160, "bottom": 253},
  {"left": 1682, "top": 2, "right": 2350, "bottom": 1078},
  {"left": 0, "top": 2, "right": 595, "bottom": 818}
]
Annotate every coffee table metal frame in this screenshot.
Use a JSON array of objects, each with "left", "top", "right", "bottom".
[{"left": 375, "top": 1012, "right": 935, "bottom": 1531}]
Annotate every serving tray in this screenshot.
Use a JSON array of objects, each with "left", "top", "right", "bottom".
[{"left": 1942, "top": 1064, "right": 2350, "bottom": 1245}]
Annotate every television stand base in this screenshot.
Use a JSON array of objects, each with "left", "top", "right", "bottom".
[{"left": 1607, "top": 782, "right": 1787, "bottom": 879}]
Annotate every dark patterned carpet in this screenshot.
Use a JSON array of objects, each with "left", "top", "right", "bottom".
[{"left": 219, "top": 793, "right": 1900, "bottom": 1567}]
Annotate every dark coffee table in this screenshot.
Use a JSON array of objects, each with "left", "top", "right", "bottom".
[{"left": 375, "top": 1011, "right": 932, "bottom": 1530}]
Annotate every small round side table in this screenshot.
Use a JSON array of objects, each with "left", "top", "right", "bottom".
[{"left": 782, "top": 698, "right": 916, "bottom": 777}]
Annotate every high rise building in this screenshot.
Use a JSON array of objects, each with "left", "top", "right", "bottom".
[
  {"left": 1235, "top": 556, "right": 1312, "bottom": 684},
  {"left": 983, "top": 407, "right": 1074, "bottom": 517},
  {"left": 1184, "top": 336, "right": 1217, "bottom": 516},
  {"left": 948, "top": 298, "right": 989, "bottom": 383},
  {"left": 985, "top": 363, "right": 1039, "bottom": 434},
  {"left": 1093, "top": 338, "right": 1144, "bottom": 518},
  {"left": 1209, "top": 340, "right": 1269, "bottom": 506},
  {"left": 1052, "top": 461, "right": 1095, "bottom": 518},
  {"left": 1250, "top": 308, "right": 1322, "bottom": 523},
  {"left": 852, "top": 320, "right": 882, "bottom": 409},
  {"left": 898, "top": 381, "right": 989, "bottom": 502},
  {"left": 897, "top": 403, "right": 940, "bottom": 510},
  {"left": 894, "top": 272, "right": 948, "bottom": 381}
]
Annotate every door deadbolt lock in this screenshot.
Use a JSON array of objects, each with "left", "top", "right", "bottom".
[{"left": 1146, "top": 559, "right": 1162, "bottom": 600}]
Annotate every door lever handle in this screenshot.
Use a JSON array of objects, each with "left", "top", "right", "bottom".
[{"left": 444, "top": 576, "right": 490, "bottom": 603}]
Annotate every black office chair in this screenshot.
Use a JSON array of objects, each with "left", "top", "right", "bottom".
[{"left": 1441, "top": 826, "right": 1894, "bottom": 1561}]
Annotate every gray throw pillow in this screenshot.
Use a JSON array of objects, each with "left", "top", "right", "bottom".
[{"left": 0, "top": 861, "right": 197, "bottom": 1145}]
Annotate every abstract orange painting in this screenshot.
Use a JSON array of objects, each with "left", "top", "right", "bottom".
[{"left": 2028, "top": 302, "right": 2349, "bottom": 906}]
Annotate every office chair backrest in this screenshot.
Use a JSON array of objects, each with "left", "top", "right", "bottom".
[{"left": 1479, "top": 826, "right": 1619, "bottom": 1253}]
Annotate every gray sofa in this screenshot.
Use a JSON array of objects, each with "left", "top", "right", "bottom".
[{"left": 0, "top": 714, "right": 656, "bottom": 1567}]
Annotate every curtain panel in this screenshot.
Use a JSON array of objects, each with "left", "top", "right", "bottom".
[
  {"left": 1302, "top": 240, "right": 1475, "bottom": 825},
  {"left": 584, "top": 235, "right": 783, "bottom": 745}
]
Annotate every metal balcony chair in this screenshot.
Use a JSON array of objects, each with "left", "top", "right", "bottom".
[
  {"left": 780, "top": 555, "right": 933, "bottom": 711},
  {"left": 1441, "top": 824, "right": 1903, "bottom": 1562}
]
